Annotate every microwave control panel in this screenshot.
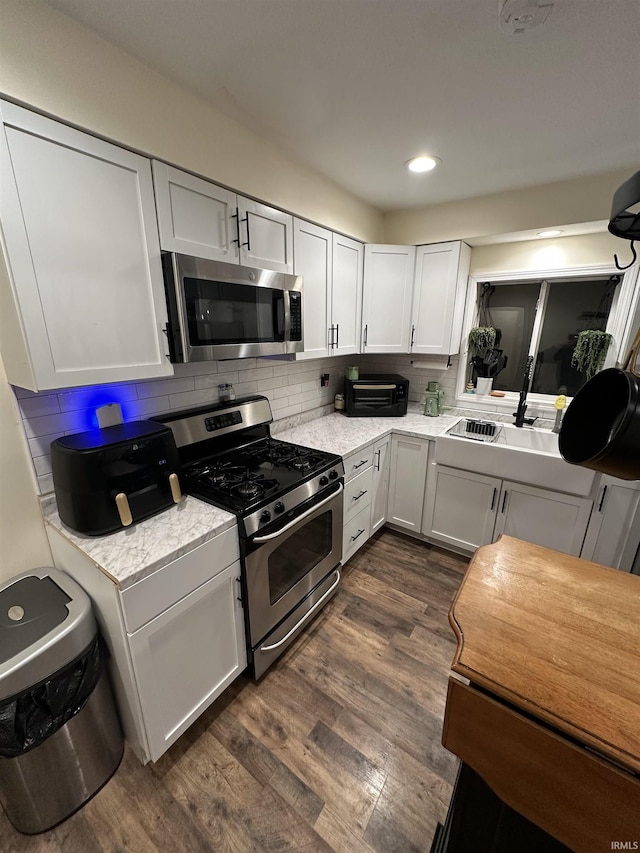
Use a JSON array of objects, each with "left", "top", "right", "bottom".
[{"left": 290, "top": 292, "right": 302, "bottom": 341}]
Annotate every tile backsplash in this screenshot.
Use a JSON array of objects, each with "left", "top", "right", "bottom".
[{"left": 15, "top": 353, "right": 462, "bottom": 495}]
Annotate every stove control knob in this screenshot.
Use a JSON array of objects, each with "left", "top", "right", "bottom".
[
  {"left": 259, "top": 510, "right": 271, "bottom": 525},
  {"left": 274, "top": 501, "right": 285, "bottom": 514},
  {"left": 328, "top": 469, "right": 338, "bottom": 480},
  {"left": 319, "top": 475, "right": 329, "bottom": 486}
]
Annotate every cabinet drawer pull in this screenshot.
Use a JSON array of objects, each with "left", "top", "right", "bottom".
[
  {"left": 501, "top": 490, "right": 509, "bottom": 513},
  {"left": 352, "top": 459, "right": 368, "bottom": 470},
  {"left": 598, "top": 485, "right": 608, "bottom": 512},
  {"left": 352, "top": 490, "right": 367, "bottom": 502},
  {"left": 490, "top": 487, "right": 497, "bottom": 511},
  {"left": 351, "top": 528, "right": 365, "bottom": 542}
]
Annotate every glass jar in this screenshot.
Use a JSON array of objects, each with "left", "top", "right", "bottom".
[
  {"left": 334, "top": 393, "right": 345, "bottom": 411},
  {"left": 218, "top": 383, "right": 236, "bottom": 402}
]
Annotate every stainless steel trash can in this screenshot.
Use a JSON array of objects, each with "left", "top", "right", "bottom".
[{"left": 0, "top": 568, "right": 123, "bottom": 834}]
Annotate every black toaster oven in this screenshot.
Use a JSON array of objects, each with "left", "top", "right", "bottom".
[
  {"left": 344, "top": 374, "right": 409, "bottom": 417},
  {"left": 51, "top": 421, "right": 182, "bottom": 535}
]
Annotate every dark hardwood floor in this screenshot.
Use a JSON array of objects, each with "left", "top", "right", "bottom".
[{"left": 0, "top": 529, "right": 469, "bottom": 853}]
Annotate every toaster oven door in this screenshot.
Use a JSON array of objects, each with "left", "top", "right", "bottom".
[{"left": 347, "top": 383, "right": 399, "bottom": 415}]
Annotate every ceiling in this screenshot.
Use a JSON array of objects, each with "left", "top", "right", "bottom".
[{"left": 44, "top": 0, "right": 640, "bottom": 212}]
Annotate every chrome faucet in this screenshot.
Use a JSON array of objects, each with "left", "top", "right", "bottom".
[{"left": 513, "top": 355, "right": 537, "bottom": 428}]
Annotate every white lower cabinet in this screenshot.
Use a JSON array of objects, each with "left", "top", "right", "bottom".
[
  {"left": 128, "top": 561, "right": 246, "bottom": 762},
  {"left": 581, "top": 477, "right": 640, "bottom": 571},
  {"left": 344, "top": 465, "right": 374, "bottom": 522},
  {"left": 423, "top": 464, "right": 500, "bottom": 552},
  {"left": 494, "top": 481, "right": 592, "bottom": 556},
  {"left": 343, "top": 504, "right": 372, "bottom": 562},
  {"left": 46, "top": 524, "right": 246, "bottom": 764},
  {"left": 370, "top": 436, "right": 391, "bottom": 534},
  {"left": 424, "top": 463, "right": 593, "bottom": 557},
  {"left": 387, "top": 435, "right": 430, "bottom": 533}
]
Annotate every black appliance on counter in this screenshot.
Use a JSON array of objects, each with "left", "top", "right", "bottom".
[
  {"left": 51, "top": 421, "right": 182, "bottom": 536},
  {"left": 343, "top": 373, "right": 409, "bottom": 417},
  {"left": 157, "top": 395, "right": 344, "bottom": 679}
]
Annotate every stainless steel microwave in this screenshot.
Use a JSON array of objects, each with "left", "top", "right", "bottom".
[
  {"left": 161, "top": 253, "right": 303, "bottom": 362},
  {"left": 344, "top": 374, "right": 409, "bottom": 417}
]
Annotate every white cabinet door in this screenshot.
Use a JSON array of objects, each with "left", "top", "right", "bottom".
[
  {"left": 362, "top": 245, "right": 415, "bottom": 353},
  {"left": 370, "top": 436, "right": 391, "bottom": 534},
  {"left": 494, "top": 481, "right": 592, "bottom": 556},
  {"left": 152, "top": 161, "right": 239, "bottom": 263},
  {"left": 581, "top": 478, "right": 640, "bottom": 571},
  {"left": 238, "top": 197, "right": 293, "bottom": 273},
  {"left": 0, "top": 101, "right": 172, "bottom": 391},
  {"left": 331, "top": 233, "right": 363, "bottom": 356},
  {"left": 128, "top": 561, "right": 246, "bottom": 763},
  {"left": 294, "top": 218, "right": 331, "bottom": 360},
  {"left": 411, "top": 242, "right": 470, "bottom": 355},
  {"left": 387, "top": 435, "right": 429, "bottom": 532},
  {"left": 424, "top": 465, "right": 500, "bottom": 552}
]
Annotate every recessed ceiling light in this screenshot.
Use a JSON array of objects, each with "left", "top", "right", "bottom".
[
  {"left": 536, "top": 229, "right": 564, "bottom": 238},
  {"left": 406, "top": 155, "right": 440, "bottom": 173}
]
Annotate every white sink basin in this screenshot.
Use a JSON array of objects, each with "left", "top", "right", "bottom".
[{"left": 435, "top": 419, "right": 596, "bottom": 496}]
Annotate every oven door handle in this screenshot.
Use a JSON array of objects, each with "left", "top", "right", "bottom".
[
  {"left": 252, "top": 483, "right": 344, "bottom": 543},
  {"left": 260, "top": 568, "right": 341, "bottom": 652}
]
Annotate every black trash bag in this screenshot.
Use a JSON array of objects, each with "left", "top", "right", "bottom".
[{"left": 0, "top": 635, "right": 109, "bottom": 758}]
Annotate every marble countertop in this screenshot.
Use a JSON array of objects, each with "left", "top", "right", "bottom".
[
  {"left": 43, "top": 497, "right": 237, "bottom": 590},
  {"left": 275, "top": 406, "right": 460, "bottom": 458}
]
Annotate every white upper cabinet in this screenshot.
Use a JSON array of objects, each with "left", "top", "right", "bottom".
[
  {"left": 362, "top": 245, "right": 415, "bottom": 353},
  {"left": 410, "top": 241, "right": 471, "bottom": 355},
  {"left": 0, "top": 102, "right": 172, "bottom": 391},
  {"left": 294, "top": 219, "right": 332, "bottom": 360},
  {"left": 237, "top": 197, "right": 293, "bottom": 273},
  {"left": 331, "top": 233, "right": 363, "bottom": 357},
  {"left": 152, "top": 161, "right": 239, "bottom": 263},
  {"left": 153, "top": 162, "right": 293, "bottom": 273},
  {"left": 294, "top": 221, "right": 363, "bottom": 360}
]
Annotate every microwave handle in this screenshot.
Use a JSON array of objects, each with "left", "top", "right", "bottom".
[
  {"left": 352, "top": 384, "right": 397, "bottom": 390},
  {"left": 283, "top": 289, "right": 292, "bottom": 341}
]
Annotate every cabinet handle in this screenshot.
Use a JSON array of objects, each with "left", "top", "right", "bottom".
[
  {"left": 351, "top": 528, "right": 365, "bottom": 542},
  {"left": 598, "top": 485, "right": 608, "bottom": 512},
  {"left": 363, "top": 324, "right": 368, "bottom": 347},
  {"left": 375, "top": 449, "right": 381, "bottom": 470},
  {"left": 235, "top": 577, "right": 243, "bottom": 604},
  {"left": 490, "top": 487, "right": 497, "bottom": 511},
  {"left": 115, "top": 492, "right": 133, "bottom": 527},
  {"left": 501, "top": 490, "right": 508, "bottom": 513},
  {"left": 328, "top": 325, "right": 335, "bottom": 349},
  {"left": 169, "top": 472, "right": 182, "bottom": 504},
  {"left": 352, "top": 490, "right": 367, "bottom": 502},
  {"left": 335, "top": 324, "right": 339, "bottom": 348},
  {"left": 411, "top": 324, "right": 415, "bottom": 348},
  {"left": 241, "top": 214, "right": 251, "bottom": 250},
  {"left": 231, "top": 207, "right": 240, "bottom": 245},
  {"left": 352, "top": 459, "right": 368, "bottom": 470}
]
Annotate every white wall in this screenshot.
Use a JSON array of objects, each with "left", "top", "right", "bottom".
[
  {"left": 383, "top": 171, "right": 632, "bottom": 245},
  {"left": 0, "top": 0, "right": 383, "bottom": 244}
]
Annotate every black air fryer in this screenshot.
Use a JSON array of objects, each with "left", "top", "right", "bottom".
[{"left": 51, "top": 421, "right": 182, "bottom": 535}]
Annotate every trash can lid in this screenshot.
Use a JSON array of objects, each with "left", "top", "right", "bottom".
[{"left": 0, "top": 568, "right": 96, "bottom": 700}]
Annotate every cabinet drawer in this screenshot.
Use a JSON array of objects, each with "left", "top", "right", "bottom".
[
  {"left": 442, "top": 678, "right": 640, "bottom": 853},
  {"left": 343, "top": 504, "right": 371, "bottom": 563},
  {"left": 343, "top": 446, "right": 373, "bottom": 481},
  {"left": 120, "top": 527, "right": 240, "bottom": 633},
  {"left": 344, "top": 465, "right": 373, "bottom": 522}
]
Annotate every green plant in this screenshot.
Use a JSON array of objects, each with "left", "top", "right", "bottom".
[
  {"left": 571, "top": 330, "right": 613, "bottom": 379},
  {"left": 468, "top": 326, "right": 496, "bottom": 355}
]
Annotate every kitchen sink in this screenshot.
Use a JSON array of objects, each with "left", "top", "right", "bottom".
[{"left": 435, "top": 419, "right": 596, "bottom": 496}]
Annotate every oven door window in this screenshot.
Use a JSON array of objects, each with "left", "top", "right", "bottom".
[
  {"left": 352, "top": 387, "right": 395, "bottom": 412},
  {"left": 184, "top": 277, "right": 285, "bottom": 345},
  {"left": 267, "top": 511, "right": 332, "bottom": 605}
]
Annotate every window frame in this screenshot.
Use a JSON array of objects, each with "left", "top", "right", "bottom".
[{"left": 456, "top": 261, "right": 640, "bottom": 416}]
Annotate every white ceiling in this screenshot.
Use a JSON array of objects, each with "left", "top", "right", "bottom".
[{"left": 45, "top": 0, "right": 640, "bottom": 212}]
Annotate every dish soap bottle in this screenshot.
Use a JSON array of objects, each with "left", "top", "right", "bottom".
[{"left": 552, "top": 393, "right": 567, "bottom": 433}]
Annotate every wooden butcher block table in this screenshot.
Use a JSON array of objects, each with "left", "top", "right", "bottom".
[{"left": 436, "top": 535, "right": 640, "bottom": 853}]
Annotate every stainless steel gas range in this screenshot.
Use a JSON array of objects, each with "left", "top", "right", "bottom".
[{"left": 158, "top": 396, "right": 344, "bottom": 678}]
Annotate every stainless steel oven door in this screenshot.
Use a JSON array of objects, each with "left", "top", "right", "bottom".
[{"left": 244, "top": 483, "right": 343, "bottom": 668}]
